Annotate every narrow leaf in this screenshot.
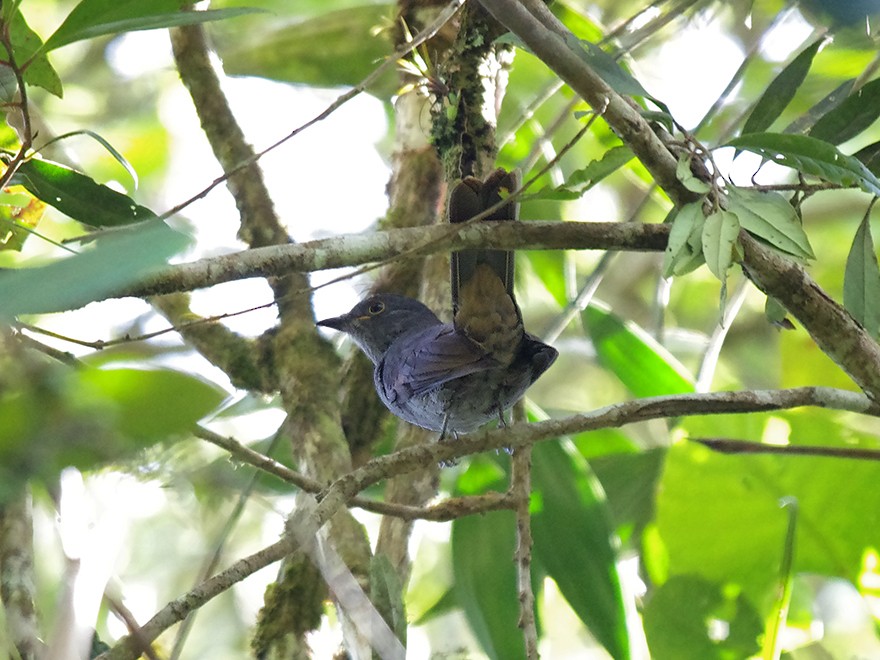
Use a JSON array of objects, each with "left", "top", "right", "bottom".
[
  {"left": 43, "top": 1, "right": 262, "bottom": 52},
  {"left": 843, "top": 208, "right": 880, "bottom": 338},
  {"left": 727, "top": 133, "right": 880, "bottom": 195},
  {"left": 533, "top": 146, "right": 634, "bottom": 200},
  {"left": 531, "top": 440, "right": 631, "bottom": 659},
  {"left": 663, "top": 201, "right": 706, "bottom": 278},
  {"left": 727, "top": 186, "right": 814, "bottom": 259},
  {"left": 784, "top": 78, "right": 855, "bottom": 135},
  {"left": 760, "top": 499, "right": 798, "bottom": 660},
  {"left": 742, "top": 38, "right": 826, "bottom": 135},
  {"left": 701, "top": 209, "right": 741, "bottom": 280},
  {"left": 583, "top": 302, "right": 695, "bottom": 398},
  {"left": 11, "top": 157, "right": 156, "bottom": 227},
  {"left": 0, "top": 221, "right": 190, "bottom": 318},
  {"left": 45, "top": 129, "right": 139, "bottom": 190},
  {"left": 809, "top": 77, "right": 880, "bottom": 145},
  {"left": 855, "top": 140, "right": 880, "bottom": 176}
]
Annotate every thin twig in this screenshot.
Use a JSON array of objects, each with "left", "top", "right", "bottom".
[
  {"left": 511, "top": 446, "right": 539, "bottom": 659},
  {"left": 693, "top": 437, "right": 880, "bottom": 460}
]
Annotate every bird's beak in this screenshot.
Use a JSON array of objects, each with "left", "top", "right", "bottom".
[{"left": 316, "top": 314, "right": 349, "bottom": 331}]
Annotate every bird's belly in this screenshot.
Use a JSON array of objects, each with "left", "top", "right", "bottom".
[{"left": 396, "top": 368, "right": 533, "bottom": 434}]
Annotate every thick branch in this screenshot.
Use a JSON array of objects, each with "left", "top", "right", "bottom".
[
  {"left": 741, "top": 234, "right": 880, "bottom": 400},
  {"left": 122, "top": 221, "right": 668, "bottom": 298}
]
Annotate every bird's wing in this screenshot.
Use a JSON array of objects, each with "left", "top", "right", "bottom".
[{"left": 380, "top": 325, "right": 494, "bottom": 402}]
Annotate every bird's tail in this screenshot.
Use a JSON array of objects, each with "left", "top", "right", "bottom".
[
  {"left": 448, "top": 168, "right": 523, "bottom": 365},
  {"left": 448, "top": 168, "right": 519, "bottom": 305}
]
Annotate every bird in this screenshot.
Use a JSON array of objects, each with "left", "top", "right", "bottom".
[{"left": 317, "top": 168, "right": 558, "bottom": 436}]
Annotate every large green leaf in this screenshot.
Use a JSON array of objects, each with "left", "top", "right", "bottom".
[
  {"left": 654, "top": 435, "right": 880, "bottom": 612},
  {"left": 727, "top": 133, "right": 880, "bottom": 195},
  {"left": 218, "top": 5, "right": 394, "bottom": 92},
  {"left": 583, "top": 303, "right": 695, "bottom": 398},
  {"left": 0, "top": 364, "right": 223, "bottom": 502},
  {"left": 42, "top": 1, "right": 262, "bottom": 52},
  {"left": 809, "top": 77, "right": 880, "bottom": 145},
  {"left": 11, "top": 157, "right": 156, "bottom": 227},
  {"left": 741, "top": 38, "right": 826, "bottom": 136},
  {"left": 843, "top": 210, "right": 880, "bottom": 339},
  {"left": 451, "top": 508, "right": 525, "bottom": 660},
  {"left": 0, "top": 220, "right": 189, "bottom": 318},
  {"left": 531, "top": 441, "right": 631, "bottom": 659},
  {"left": 643, "top": 575, "right": 762, "bottom": 660},
  {"left": 79, "top": 368, "right": 225, "bottom": 441}
]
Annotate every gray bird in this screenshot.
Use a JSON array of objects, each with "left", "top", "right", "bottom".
[{"left": 317, "top": 169, "right": 557, "bottom": 436}]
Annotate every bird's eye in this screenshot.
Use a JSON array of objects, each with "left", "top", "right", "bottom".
[{"left": 368, "top": 301, "right": 385, "bottom": 315}]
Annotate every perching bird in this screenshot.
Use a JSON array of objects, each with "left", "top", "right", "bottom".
[{"left": 317, "top": 169, "right": 557, "bottom": 436}]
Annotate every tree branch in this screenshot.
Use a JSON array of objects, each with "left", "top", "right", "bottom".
[{"left": 120, "top": 221, "right": 669, "bottom": 298}]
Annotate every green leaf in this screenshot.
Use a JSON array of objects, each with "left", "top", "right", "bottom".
[
  {"left": 0, "top": 221, "right": 190, "bottom": 318},
  {"left": 726, "top": 186, "right": 814, "bottom": 259},
  {"left": 590, "top": 448, "right": 666, "bottom": 543},
  {"left": 675, "top": 154, "right": 711, "bottom": 194},
  {"left": 532, "top": 145, "right": 635, "bottom": 200},
  {"left": 663, "top": 202, "right": 706, "bottom": 278},
  {"left": 761, "top": 499, "right": 798, "bottom": 660},
  {"left": 452, "top": 509, "right": 525, "bottom": 660},
  {"left": 784, "top": 78, "right": 855, "bottom": 135},
  {"left": 843, "top": 209, "right": 880, "bottom": 338},
  {"left": 0, "top": 363, "right": 222, "bottom": 502},
  {"left": 5, "top": 9, "right": 63, "bottom": 96},
  {"left": 564, "top": 35, "right": 668, "bottom": 113},
  {"left": 854, "top": 140, "right": 880, "bottom": 176},
  {"left": 764, "top": 295, "right": 794, "bottom": 330},
  {"left": 644, "top": 575, "right": 762, "bottom": 660},
  {"left": 370, "top": 554, "right": 407, "bottom": 645},
  {"left": 44, "top": 129, "right": 139, "bottom": 190},
  {"left": 79, "top": 368, "right": 225, "bottom": 441},
  {"left": 583, "top": 302, "right": 695, "bottom": 398},
  {"left": 218, "top": 5, "right": 394, "bottom": 93},
  {"left": 701, "top": 209, "right": 741, "bottom": 281},
  {"left": 42, "top": 1, "right": 263, "bottom": 52},
  {"left": 531, "top": 441, "right": 631, "bottom": 659},
  {"left": 654, "top": 434, "right": 880, "bottom": 612},
  {"left": 809, "top": 77, "right": 880, "bottom": 145},
  {"left": 726, "top": 133, "right": 880, "bottom": 195},
  {"left": 11, "top": 157, "right": 156, "bottom": 227},
  {"left": 742, "top": 38, "right": 826, "bottom": 136}
]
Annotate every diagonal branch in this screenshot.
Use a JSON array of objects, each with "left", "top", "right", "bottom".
[{"left": 476, "top": 0, "right": 880, "bottom": 401}]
